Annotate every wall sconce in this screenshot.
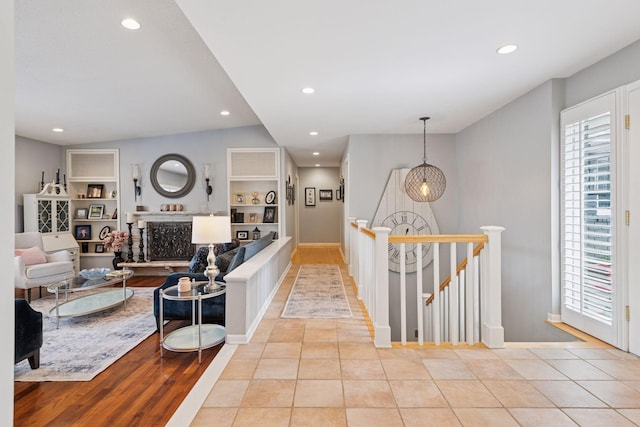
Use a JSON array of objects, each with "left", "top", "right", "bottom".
[
  {"left": 204, "top": 163, "right": 213, "bottom": 201},
  {"left": 132, "top": 163, "right": 142, "bottom": 202}
]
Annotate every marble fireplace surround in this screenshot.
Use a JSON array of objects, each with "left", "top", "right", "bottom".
[{"left": 128, "top": 211, "right": 209, "bottom": 262}]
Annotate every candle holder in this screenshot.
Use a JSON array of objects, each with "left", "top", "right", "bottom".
[
  {"left": 126, "top": 222, "right": 135, "bottom": 262},
  {"left": 137, "top": 226, "right": 146, "bottom": 263}
]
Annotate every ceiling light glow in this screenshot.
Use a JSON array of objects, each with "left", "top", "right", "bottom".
[
  {"left": 315, "top": 164, "right": 320, "bottom": 167},
  {"left": 121, "top": 18, "right": 141, "bottom": 30},
  {"left": 497, "top": 44, "right": 518, "bottom": 55},
  {"left": 309, "top": 131, "right": 318, "bottom": 136},
  {"left": 313, "top": 152, "right": 320, "bottom": 156},
  {"left": 220, "top": 110, "right": 230, "bottom": 116},
  {"left": 52, "top": 128, "right": 64, "bottom": 133},
  {"left": 301, "top": 87, "right": 315, "bottom": 94}
]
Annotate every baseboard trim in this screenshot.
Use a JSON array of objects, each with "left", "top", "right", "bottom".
[
  {"left": 547, "top": 313, "right": 561, "bottom": 323},
  {"left": 297, "top": 242, "right": 341, "bottom": 247}
]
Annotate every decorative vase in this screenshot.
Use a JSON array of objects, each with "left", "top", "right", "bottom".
[{"left": 112, "top": 251, "right": 125, "bottom": 270}]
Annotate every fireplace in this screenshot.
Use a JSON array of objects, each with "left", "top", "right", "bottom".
[{"left": 147, "top": 222, "right": 195, "bottom": 261}]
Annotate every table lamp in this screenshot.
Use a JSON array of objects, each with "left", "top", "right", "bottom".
[{"left": 191, "top": 215, "right": 231, "bottom": 291}]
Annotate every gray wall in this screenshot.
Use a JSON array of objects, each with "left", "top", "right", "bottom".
[
  {"left": 298, "top": 167, "right": 341, "bottom": 244},
  {"left": 2, "top": 0, "right": 14, "bottom": 421},
  {"left": 15, "top": 136, "right": 65, "bottom": 232}
]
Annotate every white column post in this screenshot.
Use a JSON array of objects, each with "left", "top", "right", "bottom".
[
  {"left": 372, "top": 227, "right": 391, "bottom": 348},
  {"left": 347, "top": 217, "right": 356, "bottom": 275},
  {"left": 356, "top": 219, "right": 368, "bottom": 300},
  {"left": 480, "top": 226, "right": 505, "bottom": 348}
]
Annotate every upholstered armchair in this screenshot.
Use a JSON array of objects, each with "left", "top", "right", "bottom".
[
  {"left": 15, "top": 298, "right": 43, "bottom": 369},
  {"left": 15, "top": 232, "right": 75, "bottom": 301}
]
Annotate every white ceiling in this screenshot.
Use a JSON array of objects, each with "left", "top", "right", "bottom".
[{"left": 15, "top": 0, "right": 640, "bottom": 167}]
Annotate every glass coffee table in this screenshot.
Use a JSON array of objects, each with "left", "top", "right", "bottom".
[
  {"left": 159, "top": 281, "right": 226, "bottom": 364},
  {"left": 47, "top": 269, "right": 134, "bottom": 328}
]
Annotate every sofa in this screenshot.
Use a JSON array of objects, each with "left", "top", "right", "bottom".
[
  {"left": 15, "top": 298, "right": 43, "bottom": 369},
  {"left": 15, "top": 232, "right": 75, "bottom": 301},
  {"left": 153, "top": 231, "right": 275, "bottom": 330}
]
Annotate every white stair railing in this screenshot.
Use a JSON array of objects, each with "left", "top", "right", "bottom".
[{"left": 348, "top": 219, "right": 505, "bottom": 349}]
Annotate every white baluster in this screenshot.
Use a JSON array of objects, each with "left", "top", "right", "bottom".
[
  {"left": 356, "top": 220, "right": 367, "bottom": 300},
  {"left": 466, "top": 242, "right": 474, "bottom": 345},
  {"left": 416, "top": 242, "right": 424, "bottom": 345},
  {"left": 400, "top": 242, "right": 406, "bottom": 346},
  {"left": 432, "top": 242, "right": 440, "bottom": 345},
  {"left": 459, "top": 269, "right": 465, "bottom": 342},
  {"left": 473, "top": 254, "right": 480, "bottom": 343},
  {"left": 449, "top": 243, "right": 458, "bottom": 345}
]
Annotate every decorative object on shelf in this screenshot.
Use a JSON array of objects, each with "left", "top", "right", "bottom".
[
  {"left": 204, "top": 163, "right": 212, "bottom": 201},
  {"left": 251, "top": 191, "right": 260, "bottom": 204},
  {"left": 405, "top": 117, "right": 446, "bottom": 202},
  {"left": 103, "top": 229, "right": 129, "bottom": 270},
  {"left": 95, "top": 243, "right": 105, "bottom": 253},
  {"left": 150, "top": 153, "right": 196, "bottom": 198},
  {"left": 248, "top": 213, "right": 258, "bottom": 223},
  {"left": 79, "top": 267, "right": 110, "bottom": 280},
  {"left": 125, "top": 221, "right": 134, "bottom": 262},
  {"left": 252, "top": 227, "right": 261, "bottom": 240},
  {"left": 75, "top": 225, "right": 91, "bottom": 240},
  {"left": 88, "top": 204, "right": 105, "bottom": 219},
  {"left": 40, "top": 170, "right": 45, "bottom": 191},
  {"left": 137, "top": 221, "right": 146, "bottom": 263},
  {"left": 99, "top": 225, "right": 111, "bottom": 240},
  {"left": 132, "top": 163, "right": 142, "bottom": 202},
  {"left": 305, "top": 187, "right": 316, "bottom": 206},
  {"left": 236, "top": 230, "right": 249, "bottom": 240},
  {"left": 235, "top": 193, "right": 245, "bottom": 204},
  {"left": 87, "top": 184, "right": 104, "bottom": 199},
  {"left": 263, "top": 206, "right": 276, "bottom": 223},
  {"left": 112, "top": 208, "right": 118, "bottom": 219},
  {"left": 81, "top": 242, "right": 89, "bottom": 253},
  {"left": 191, "top": 215, "right": 232, "bottom": 290},
  {"left": 233, "top": 211, "right": 244, "bottom": 223},
  {"left": 319, "top": 189, "right": 333, "bottom": 201},
  {"left": 265, "top": 190, "right": 276, "bottom": 204},
  {"left": 75, "top": 208, "right": 88, "bottom": 219}
]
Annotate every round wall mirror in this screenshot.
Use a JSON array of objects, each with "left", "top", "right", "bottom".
[{"left": 150, "top": 153, "right": 196, "bottom": 198}]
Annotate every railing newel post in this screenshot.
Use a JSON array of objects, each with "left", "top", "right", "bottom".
[
  {"left": 480, "top": 226, "right": 506, "bottom": 348},
  {"left": 372, "top": 227, "right": 391, "bottom": 348}
]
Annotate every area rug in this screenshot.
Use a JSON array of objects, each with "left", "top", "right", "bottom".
[
  {"left": 282, "top": 264, "right": 352, "bottom": 318},
  {"left": 14, "top": 287, "right": 156, "bottom": 382}
]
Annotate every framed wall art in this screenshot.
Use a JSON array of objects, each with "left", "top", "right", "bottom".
[
  {"left": 305, "top": 187, "right": 315, "bottom": 207},
  {"left": 319, "top": 189, "right": 333, "bottom": 201}
]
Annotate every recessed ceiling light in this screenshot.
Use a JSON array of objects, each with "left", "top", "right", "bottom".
[
  {"left": 315, "top": 164, "right": 320, "bottom": 167},
  {"left": 121, "top": 18, "right": 141, "bottom": 30},
  {"left": 497, "top": 44, "right": 518, "bottom": 55},
  {"left": 52, "top": 128, "right": 64, "bottom": 133},
  {"left": 309, "top": 131, "right": 318, "bottom": 136},
  {"left": 220, "top": 110, "right": 230, "bottom": 116},
  {"left": 313, "top": 152, "right": 320, "bottom": 156},
  {"left": 301, "top": 87, "right": 315, "bottom": 94}
]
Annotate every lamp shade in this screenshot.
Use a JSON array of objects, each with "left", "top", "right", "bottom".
[{"left": 192, "top": 215, "right": 231, "bottom": 244}]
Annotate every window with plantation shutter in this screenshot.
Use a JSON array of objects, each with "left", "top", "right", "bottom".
[{"left": 560, "top": 91, "right": 617, "bottom": 345}]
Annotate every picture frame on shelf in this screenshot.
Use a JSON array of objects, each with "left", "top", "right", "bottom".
[
  {"left": 75, "top": 208, "right": 88, "bottom": 219},
  {"left": 81, "top": 242, "right": 89, "bottom": 253},
  {"left": 88, "top": 204, "right": 105, "bottom": 219},
  {"left": 95, "top": 244, "right": 105, "bottom": 253},
  {"left": 305, "top": 187, "right": 315, "bottom": 206},
  {"left": 248, "top": 212, "right": 258, "bottom": 223},
  {"left": 236, "top": 230, "right": 249, "bottom": 240},
  {"left": 319, "top": 189, "right": 333, "bottom": 201},
  {"left": 235, "top": 193, "right": 246, "bottom": 204},
  {"left": 263, "top": 206, "right": 276, "bottom": 223},
  {"left": 87, "top": 184, "right": 104, "bottom": 199},
  {"left": 75, "top": 225, "right": 91, "bottom": 240},
  {"left": 99, "top": 225, "right": 111, "bottom": 240},
  {"left": 265, "top": 190, "right": 277, "bottom": 204},
  {"left": 234, "top": 212, "right": 244, "bottom": 224}
]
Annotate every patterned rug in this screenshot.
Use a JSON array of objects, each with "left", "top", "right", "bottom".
[
  {"left": 282, "top": 265, "right": 352, "bottom": 318},
  {"left": 14, "top": 287, "right": 156, "bottom": 382}
]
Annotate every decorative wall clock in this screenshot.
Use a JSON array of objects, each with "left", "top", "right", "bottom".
[{"left": 371, "top": 168, "right": 440, "bottom": 273}]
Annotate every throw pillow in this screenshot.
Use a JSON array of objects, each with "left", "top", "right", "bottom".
[
  {"left": 215, "top": 248, "right": 238, "bottom": 273},
  {"left": 213, "top": 239, "right": 240, "bottom": 256},
  {"left": 15, "top": 246, "right": 47, "bottom": 265}
]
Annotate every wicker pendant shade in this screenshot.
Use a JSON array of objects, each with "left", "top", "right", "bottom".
[{"left": 404, "top": 117, "right": 446, "bottom": 202}]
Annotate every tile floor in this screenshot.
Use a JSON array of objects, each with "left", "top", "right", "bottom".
[{"left": 190, "top": 264, "right": 640, "bottom": 426}]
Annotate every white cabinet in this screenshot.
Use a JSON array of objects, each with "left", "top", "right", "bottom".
[
  {"left": 227, "top": 148, "right": 281, "bottom": 242},
  {"left": 66, "top": 149, "right": 120, "bottom": 269},
  {"left": 23, "top": 184, "right": 80, "bottom": 274}
]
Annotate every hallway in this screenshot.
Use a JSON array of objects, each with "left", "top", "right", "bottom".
[{"left": 188, "top": 247, "right": 640, "bottom": 427}]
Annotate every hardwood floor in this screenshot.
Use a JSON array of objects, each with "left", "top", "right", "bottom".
[
  {"left": 14, "top": 247, "right": 344, "bottom": 426},
  {"left": 14, "top": 276, "right": 221, "bottom": 427}
]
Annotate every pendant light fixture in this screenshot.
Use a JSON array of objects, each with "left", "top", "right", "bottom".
[{"left": 404, "top": 117, "right": 446, "bottom": 202}]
